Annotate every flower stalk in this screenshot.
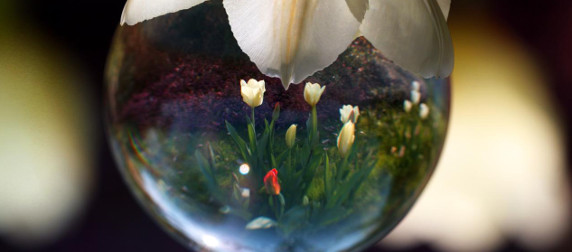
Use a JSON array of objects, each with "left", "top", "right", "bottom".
[
  {"left": 304, "top": 82, "right": 325, "bottom": 143},
  {"left": 311, "top": 106, "right": 318, "bottom": 141}
]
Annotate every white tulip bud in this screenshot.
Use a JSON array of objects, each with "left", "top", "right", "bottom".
[
  {"left": 240, "top": 79, "right": 266, "bottom": 108},
  {"left": 419, "top": 103, "right": 430, "bottom": 119},
  {"left": 339, "top": 105, "right": 360, "bottom": 124},
  {"left": 304, "top": 82, "right": 326, "bottom": 107},
  {"left": 410, "top": 90, "right": 421, "bottom": 105},
  {"left": 303, "top": 196, "right": 309, "bottom": 206},
  {"left": 337, "top": 122, "right": 356, "bottom": 158},
  {"left": 412, "top": 81, "right": 421, "bottom": 91},
  {"left": 241, "top": 188, "right": 250, "bottom": 198},
  {"left": 285, "top": 124, "right": 297, "bottom": 148},
  {"left": 404, "top": 100, "right": 413, "bottom": 113}
]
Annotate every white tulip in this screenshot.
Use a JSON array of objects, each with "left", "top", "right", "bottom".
[
  {"left": 419, "top": 103, "right": 430, "bottom": 119},
  {"left": 404, "top": 100, "right": 413, "bottom": 113},
  {"left": 412, "top": 81, "right": 421, "bottom": 91},
  {"left": 285, "top": 124, "right": 297, "bottom": 148},
  {"left": 240, "top": 79, "right": 266, "bottom": 108},
  {"left": 121, "top": 0, "right": 453, "bottom": 87},
  {"left": 241, "top": 188, "right": 250, "bottom": 198},
  {"left": 304, "top": 82, "right": 326, "bottom": 107},
  {"left": 411, "top": 90, "right": 421, "bottom": 105},
  {"left": 339, "top": 105, "right": 360, "bottom": 124},
  {"left": 302, "top": 196, "right": 309, "bottom": 206},
  {"left": 337, "top": 121, "right": 356, "bottom": 157}
]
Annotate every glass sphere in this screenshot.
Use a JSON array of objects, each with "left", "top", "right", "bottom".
[{"left": 105, "top": 1, "right": 450, "bottom": 251}]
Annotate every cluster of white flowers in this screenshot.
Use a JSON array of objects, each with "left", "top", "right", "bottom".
[
  {"left": 239, "top": 79, "right": 326, "bottom": 148},
  {"left": 404, "top": 81, "right": 430, "bottom": 119},
  {"left": 239, "top": 79, "right": 360, "bottom": 156},
  {"left": 302, "top": 82, "right": 359, "bottom": 157},
  {"left": 240, "top": 79, "right": 326, "bottom": 110}
]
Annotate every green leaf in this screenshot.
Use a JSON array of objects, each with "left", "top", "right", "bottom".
[
  {"left": 324, "top": 154, "right": 332, "bottom": 201},
  {"left": 194, "top": 150, "right": 223, "bottom": 202},
  {"left": 272, "top": 103, "right": 281, "bottom": 121},
  {"left": 207, "top": 143, "right": 217, "bottom": 175},
  {"left": 258, "top": 130, "right": 270, "bottom": 158},
  {"left": 314, "top": 206, "right": 348, "bottom": 226},
  {"left": 299, "top": 139, "right": 311, "bottom": 165},
  {"left": 270, "top": 152, "right": 277, "bottom": 170},
  {"left": 336, "top": 155, "right": 349, "bottom": 184},
  {"left": 335, "top": 161, "right": 376, "bottom": 207},
  {"left": 195, "top": 150, "right": 214, "bottom": 183},
  {"left": 348, "top": 162, "right": 377, "bottom": 201},
  {"left": 335, "top": 171, "right": 362, "bottom": 206},
  {"left": 264, "top": 119, "right": 270, "bottom": 130},
  {"left": 226, "top": 121, "right": 250, "bottom": 161},
  {"left": 233, "top": 182, "right": 241, "bottom": 202},
  {"left": 278, "top": 193, "right": 286, "bottom": 217},
  {"left": 247, "top": 121, "right": 257, "bottom": 152},
  {"left": 278, "top": 206, "right": 307, "bottom": 236},
  {"left": 304, "top": 153, "right": 322, "bottom": 182}
]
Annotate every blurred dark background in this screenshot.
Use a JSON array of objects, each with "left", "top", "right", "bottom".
[{"left": 0, "top": 0, "right": 571, "bottom": 251}]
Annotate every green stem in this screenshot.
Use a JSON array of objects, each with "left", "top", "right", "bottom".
[
  {"left": 251, "top": 108, "right": 256, "bottom": 131},
  {"left": 248, "top": 107, "right": 260, "bottom": 183},
  {"left": 337, "top": 154, "right": 350, "bottom": 184},
  {"left": 287, "top": 148, "right": 292, "bottom": 177},
  {"left": 278, "top": 193, "right": 285, "bottom": 219},
  {"left": 271, "top": 194, "right": 285, "bottom": 220},
  {"left": 311, "top": 106, "right": 318, "bottom": 143}
]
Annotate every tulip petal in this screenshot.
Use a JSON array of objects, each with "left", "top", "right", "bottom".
[
  {"left": 360, "top": 0, "right": 454, "bottom": 78},
  {"left": 224, "top": 0, "right": 361, "bottom": 89},
  {"left": 437, "top": 0, "right": 451, "bottom": 19},
  {"left": 120, "top": 0, "right": 208, "bottom": 25}
]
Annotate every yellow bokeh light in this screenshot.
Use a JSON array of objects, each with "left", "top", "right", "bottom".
[{"left": 0, "top": 12, "right": 95, "bottom": 248}]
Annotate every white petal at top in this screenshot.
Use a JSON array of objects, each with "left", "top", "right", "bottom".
[
  {"left": 346, "top": 0, "right": 369, "bottom": 22},
  {"left": 120, "top": 0, "right": 208, "bottom": 25},
  {"left": 224, "top": 0, "right": 361, "bottom": 89},
  {"left": 360, "top": 0, "right": 454, "bottom": 78},
  {"left": 437, "top": 0, "right": 451, "bottom": 19}
]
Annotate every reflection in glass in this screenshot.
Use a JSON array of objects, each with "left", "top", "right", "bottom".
[{"left": 105, "top": 1, "right": 450, "bottom": 251}]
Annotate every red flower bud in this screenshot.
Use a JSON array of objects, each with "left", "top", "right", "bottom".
[{"left": 264, "top": 168, "right": 280, "bottom": 195}]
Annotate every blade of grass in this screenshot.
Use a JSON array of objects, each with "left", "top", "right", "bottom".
[{"left": 226, "top": 121, "right": 250, "bottom": 161}]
